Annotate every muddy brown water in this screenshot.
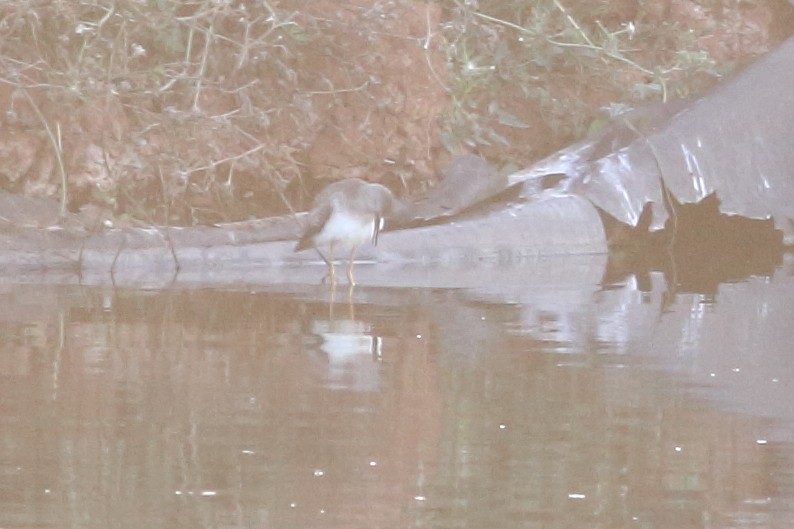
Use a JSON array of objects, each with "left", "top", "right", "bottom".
[{"left": 1, "top": 254, "right": 794, "bottom": 528}]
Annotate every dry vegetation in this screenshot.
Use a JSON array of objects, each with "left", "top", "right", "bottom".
[{"left": 0, "top": 0, "right": 788, "bottom": 226}]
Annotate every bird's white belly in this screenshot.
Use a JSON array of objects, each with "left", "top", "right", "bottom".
[{"left": 314, "top": 210, "right": 375, "bottom": 249}]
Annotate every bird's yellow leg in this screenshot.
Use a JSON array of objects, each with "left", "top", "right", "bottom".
[
  {"left": 326, "top": 242, "right": 337, "bottom": 285},
  {"left": 347, "top": 245, "right": 358, "bottom": 286}
]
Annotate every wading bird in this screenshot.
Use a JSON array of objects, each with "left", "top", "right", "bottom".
[{"left": 295, "top": 178, "right": 395, "bottom": 286}]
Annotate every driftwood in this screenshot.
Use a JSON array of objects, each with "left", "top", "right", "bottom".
[
  {"left": 510, "top": 36, "right": 794, "bottom": 244},
  {"left": 0, "top": 192, "right": 607, "bottom": 277},
  {"left": 0, "top": 146, "right": 607, "bottom": 277}
]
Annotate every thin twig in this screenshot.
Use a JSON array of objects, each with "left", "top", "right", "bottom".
[
  {"left": 471, "top": 10, "right": 532, "bottom": 35},
  {"left": 423, "top": 4, "right": 450, "bottom": 93},
  {"left": 307, "top": 80, "right": 371, "bottom": 95},
  {"left": 545, "top": 38, "right": 655, "bottom": 76},
  {"left": 182, "top": 143, "right": 266, "bottom": 175},
  {"left": 20, "top": 89, "right": 69, "bottom": 219},
  {"left": 192, "top": 20, "right": 214, "bottom": 112},
  {"left": 551, "top": 0, "right": 596, "bottom": 47}
]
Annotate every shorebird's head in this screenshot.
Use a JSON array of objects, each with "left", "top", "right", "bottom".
[
  {"left": 360, "top": 183, "right": 395, "bottom": 216},
  {"left": 358, "top": 183, "right": 395, "bottom": 246}
]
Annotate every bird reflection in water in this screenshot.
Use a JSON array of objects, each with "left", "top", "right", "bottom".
[{"left": 309, "top": 317, "right": 383, "bottom": 393}]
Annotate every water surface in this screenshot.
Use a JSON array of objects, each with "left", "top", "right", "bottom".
[{"left": 1, "top": 255, "right": 793, "bottom": 528}]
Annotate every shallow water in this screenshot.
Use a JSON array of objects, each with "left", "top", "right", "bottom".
[{"left": 2, "top": 254, "right": 794, "bottom": 528}]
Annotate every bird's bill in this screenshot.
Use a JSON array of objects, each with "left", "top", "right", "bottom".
[{"left": 372, "top": 216, "right": 385, "bottom": 245}]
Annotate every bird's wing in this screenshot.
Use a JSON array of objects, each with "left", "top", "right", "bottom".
[{"left": 294, "top": 195, "right": 333, "bottom": 251}]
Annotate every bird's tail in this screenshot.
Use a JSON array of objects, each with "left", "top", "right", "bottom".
[{"left": 294, "top": 235, "right": 313, "bottom": 252}]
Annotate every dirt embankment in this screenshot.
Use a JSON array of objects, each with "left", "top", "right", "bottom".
[{"left": 0, "top": 0, "right": 789, "bottom": 228}]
